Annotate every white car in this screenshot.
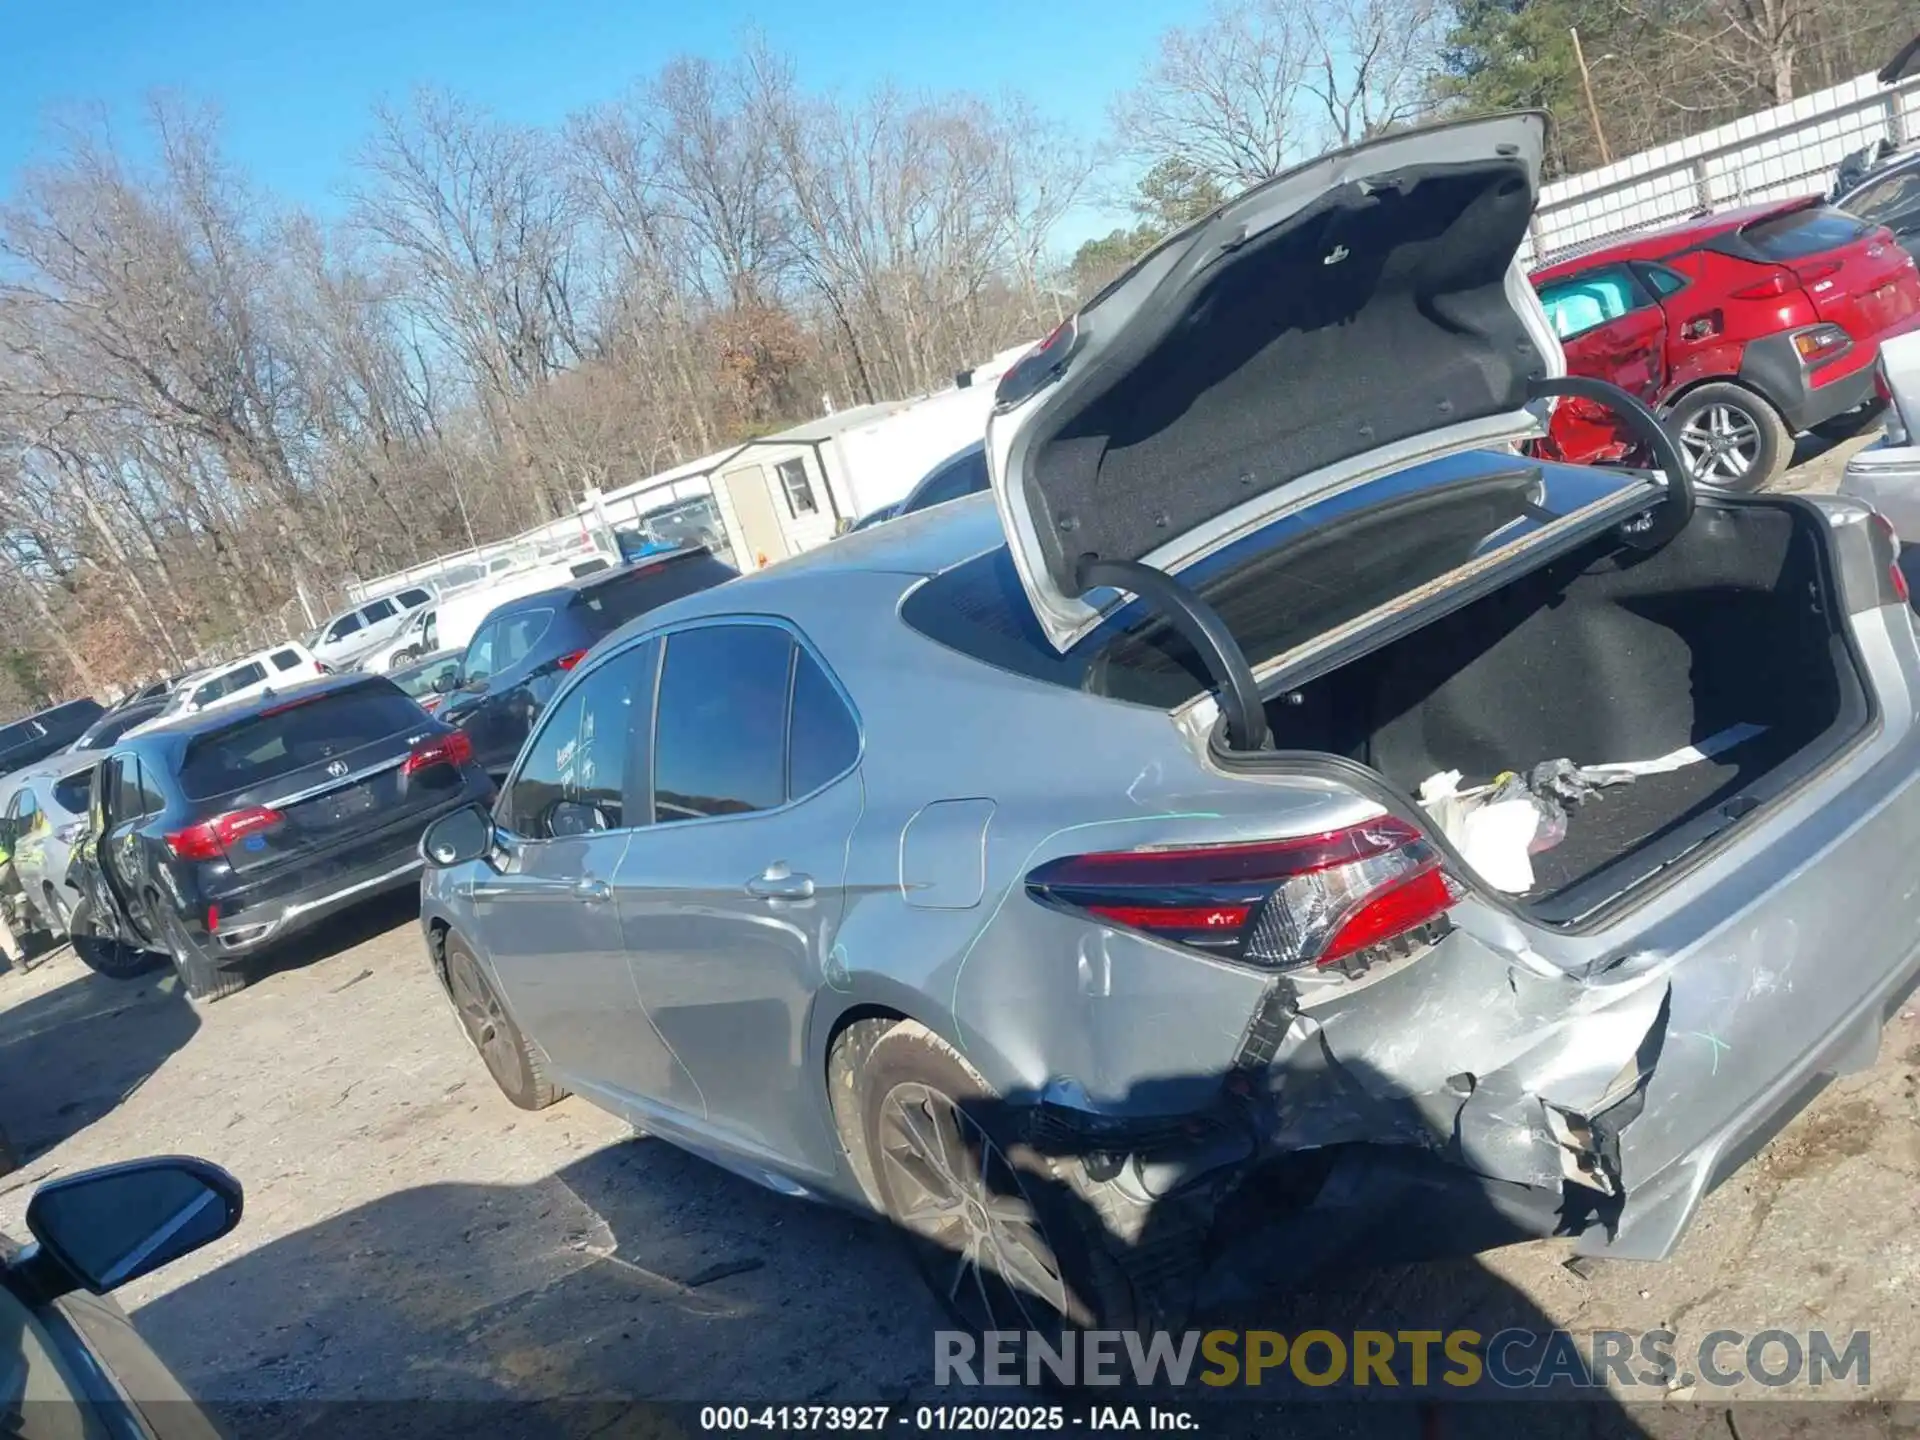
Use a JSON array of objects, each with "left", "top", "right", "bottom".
[
  {"left": 308, "top": 585, "right": 437, "bottom": 669},
  {"left": 126, "top": 642, "right": 327, "bottom": 735},
  {"left": 356, "top": 559, "right": 611, "bottom": 673}
]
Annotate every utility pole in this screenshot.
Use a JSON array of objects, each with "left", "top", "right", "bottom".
[{"left": 1570, "top": 27, "right": 1614, "bottom": 166}]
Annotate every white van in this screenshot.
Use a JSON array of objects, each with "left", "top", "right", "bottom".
[
  {"left": 125, "top": 642, "right": 327, "bottom": 734},
  {"left": 309, "top": 585, "right": 437, "bottom": 670}
]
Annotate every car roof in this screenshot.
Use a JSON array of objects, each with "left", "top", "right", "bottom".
[
  {"left": 488, "top": 548, "right": 717, "bottom": 613},
  {"left": 1838, "top": 148, "right": 1920, "bottom": 199},
  {"left": 1532, "top": 196, "right": 1824, "bottom": 279}
]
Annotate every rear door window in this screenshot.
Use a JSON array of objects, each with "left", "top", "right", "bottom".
[
  {"left": 107, "top": 756, "right": 146, "bottom": 822},
  {"left": 1537, "top": 266, "right": 1654, "bottom": 339},
  {"left": 362, "top": 599, "right": 398, "bottom": 623},
  {"left": 1739, "top": 206, "right": 1870, "bottom": 260},
  {"left": 494, "top": 608, "right": 553, "bottom": 671},
  {"left": 195, "top": 662, "right": 266, "bottom": 706},
  {"left": 652, "top": 625, "right": 793, "bottom": 822},
  {"left": 52, "top": 770, "right": 92, "bottom": 815},
  {"left": 179, "top": 685, "right": 428, "bottom": 799},
  {"left": 326, "top": 613, "right": 363, "bottom": 642}
]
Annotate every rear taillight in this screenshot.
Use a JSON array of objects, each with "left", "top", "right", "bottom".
[
  {"left": 420, "top": 695, "right": 444, "bottom": 714},
  {"left": 1732, "top": 271, "right": 1793, "bottom": 300},
  {"left": 1869, "top": 511, "right": 1910, "bottom": 606},
  {"left": 164, "top": 806, "right": 284, "bottom": 861},
  {"left": 1025, "top": 816, "right": 1461, "bottom": 975},
  {"left": 554, "top": 649, "right": 588, "bottom": 672},
  {"left": 315, "top": 662, "right": 333, "bottom": 675},
  {"left": 403, "top": 729, "right": 474, "bottom": 776},
  {"left": 1792, "top": 324, "right": 1850, "bottom": 361}
]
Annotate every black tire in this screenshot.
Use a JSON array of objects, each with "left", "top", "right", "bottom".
[
  {"left": 852, "top": 1021, "right": 1139, "bottom": 1336},
  {"left": 1663, "top": 382, "right": 1790, "bottom": 492},
  {"left": 443, "top": 931, "right": 565, "bottom": 1110},
  {"left": 70, "top": 931, "right": 166, "bottom": 981}
]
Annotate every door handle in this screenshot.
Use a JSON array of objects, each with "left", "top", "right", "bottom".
[
  {"left": 574, "top": 878, "right": 612, "bottom": 903},
  {"left": 746, "top": 868, "right": 815, "bottom": 901}
]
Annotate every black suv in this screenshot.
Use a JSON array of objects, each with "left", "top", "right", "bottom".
[
  {"left": 66, "top": 673, "right": 493, "bottom": 1001},
  {"left": 0, "top": 699, "right": 104, "bottom": 776},
  {"left": 438, "top": 548, "right": 737, "bottom": 776}
]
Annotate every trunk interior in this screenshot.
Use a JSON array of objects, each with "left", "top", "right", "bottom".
[{"left": 1259, "top": 498, "right": 1871, "bottom": 922}]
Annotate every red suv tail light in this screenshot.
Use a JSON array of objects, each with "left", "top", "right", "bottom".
[
  {"left": 403, "top": 729, "right": 474, "bottom": 776},
  {"left": 1792, "top": 324, "right": 1849, "bottom": 361},
  {"left": 165, "top": 806, "right": 284, "bottom": 861},
  {"left": 1025, "top": 816, "right": 1462, "bottom": 974},
  {"left": 554, "top": 649, "right": 588, "bottom": 672}
]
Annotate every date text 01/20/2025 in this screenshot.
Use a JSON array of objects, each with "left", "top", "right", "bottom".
[{"left": 697, "top": 1406, "right": 1199, "bottom": 1431}]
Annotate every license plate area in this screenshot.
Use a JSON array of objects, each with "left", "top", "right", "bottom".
[{"left": 293, "top": 782, "right": 378, "bottom": 831}]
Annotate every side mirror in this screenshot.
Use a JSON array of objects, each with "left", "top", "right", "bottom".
[
  {"left": 432, "top": 671, "right": 459, "bottom": 694},
  {"left": 17, "top": 1156, "right": 242, "bottom": 1299},
  {"left": 421, "top": 803, "right": 494, "bottom": 867}
]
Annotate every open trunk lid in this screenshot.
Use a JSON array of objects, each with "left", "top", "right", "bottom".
[
  {"left": 985, "top": 112, "right": 1567, "bottom": 653},
  {"left": 178, "top": 683, "right": 464, "bottom": 875}
]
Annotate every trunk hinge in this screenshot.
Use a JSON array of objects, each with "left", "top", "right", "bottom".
[
  {"left": 1075, "top": 556, "right": 1270, "bottom": 752},
  {"left": 1528, "top": 375, "right": 1696, "bottom": 548}
]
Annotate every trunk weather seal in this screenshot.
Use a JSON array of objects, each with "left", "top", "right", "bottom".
[{"left": 1206, "top": 491, "right": 1883, "bottom": 945}]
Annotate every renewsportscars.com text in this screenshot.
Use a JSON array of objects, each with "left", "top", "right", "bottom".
[{"left": 935, "top": 1328, "right": 1871, "bottom": 1391}]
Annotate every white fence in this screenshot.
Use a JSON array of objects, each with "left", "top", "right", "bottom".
[{"left": 1530, "top": 69, "right": 1920, "bottom": 266}]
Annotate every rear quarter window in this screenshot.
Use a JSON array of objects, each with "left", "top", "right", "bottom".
[
  {"left": 1738, "top": 206, "right": 1869, "bottom": 261},
  {"left": 179, "top": 684, "right": 429, "bottom": 799}
]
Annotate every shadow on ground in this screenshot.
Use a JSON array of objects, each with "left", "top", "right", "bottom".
[
  {"left": 128, "top": 1058, "right": 1685, "bottom": 1439},
  {"left": 226, "top": 889, "right": 425, "bottom": 990},
  {"left": 0, "top": 965, "right": 198, "bottom": 1167}
]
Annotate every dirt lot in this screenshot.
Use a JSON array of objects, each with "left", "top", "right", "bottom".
[{"left": 3, "top": 434, "right": 1917, "bottom": 1436}]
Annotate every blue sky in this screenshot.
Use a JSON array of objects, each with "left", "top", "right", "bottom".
[{"left": 1, "top": 0, "right": 1177, "bottom": 248}]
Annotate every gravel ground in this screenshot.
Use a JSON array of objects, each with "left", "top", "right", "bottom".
[{"left": 3, "top": 430, "right": 1917, "bottom": 1437}]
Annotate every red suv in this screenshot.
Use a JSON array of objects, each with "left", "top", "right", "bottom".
[{"left": 1533, "top": 197, "right": 1920, "bottom": 488}]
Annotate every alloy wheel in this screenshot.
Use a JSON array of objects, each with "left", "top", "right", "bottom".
[
  {"left": 1677, "top": 402, "right": 1763, "bottom": 484},
  {"left": 446, "top": 949, "right": 521, "bottom": 1085},
  {"left": 877, "top": 1081, "right": 1071, "bottom": 1332}
]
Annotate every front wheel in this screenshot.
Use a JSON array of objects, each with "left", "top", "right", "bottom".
[
  {"left": 70, "top": 931, "right": 166, "bottom": 981},
  {"left": 1664, "top": 383, "right": 1790, "bottom": 491}
]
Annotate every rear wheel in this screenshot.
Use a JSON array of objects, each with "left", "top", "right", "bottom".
[
  {"left": 853, "top": 1022, "right": 1138, "bottom": 1335},
  {"left": 70, "top": 932, "right": 165, "bottom": 980},
  {"left": 444, "top": 932, "right": 565, "bottom": 1110},
  {"left": 1664, "top": 383, "right": 1789, "bottom": 491}
]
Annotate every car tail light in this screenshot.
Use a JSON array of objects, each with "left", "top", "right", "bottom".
[
  {"left": 1792, "top": 324, "right": 1850, "bottom": 360},
  {"left": 315, "top": 662, "right": 333, "bottom": 675},
  {"left": 555, "top": 649, "right": 588, "bottom": 672},
  {"left": 165, "top": 806, "right": 284, "bottom": 861},
  {"left": 420, "top": 694, "right": 444, "bottom": 714},
  {"left": 1869, "top": 511, "right": 1910, "bottom": 605},
  {"left": 403, "top": 729, "right": 474, "bottom": 776},
  {"left": 1732, "top": 271, "right": 1793, "bottom": 300},
  {"left": 1025, "top": 817, "right": 1462, "bottom": 974},
  {"left": 207, "top": 904, "right": 220, "bottom": 933}
]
